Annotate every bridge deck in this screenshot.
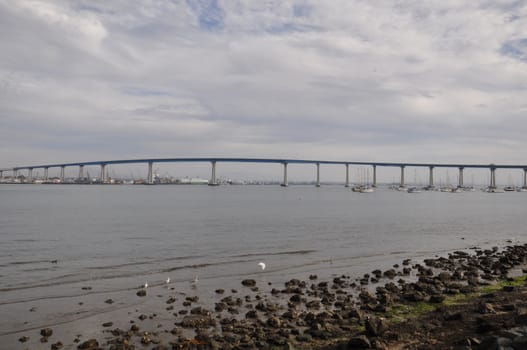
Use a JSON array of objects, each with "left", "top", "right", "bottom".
[{"left": 2, "top": 157, "right": 527, "bottom": 171}]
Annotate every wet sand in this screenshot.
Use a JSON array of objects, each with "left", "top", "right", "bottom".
[{"left": 4, "top": 242, "right": 527, "bottom": 349}]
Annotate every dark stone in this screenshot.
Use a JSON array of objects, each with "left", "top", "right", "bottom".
[
  {"left": 348, "top": 335, "right": 372, "bottom": 349},
  {"left": 512, "top": 336, "right": 527, "bottom": 349},
  {"left": 136, "top": 289, "right": 147, "bottom": 297},
  {"left": 430, "top": 294, "right": 445, "bottom": 303},
  {"left": 365, "top": 316, "right": 387, "bottom": 336},
  {"left": 102, "top": 322, "right": 113, "bottom": 327},
  {"left": 245, "top": 310, "right": 258, "bottom": 319},
  {"left": 40, "top": 328, "right": 53, "bottom": 337},
  {"left": 51, "top": 341, "right": 64, "bottom": 350},
  {"left": 18, "top": 336, "right": 29, "bottom": 343},
  {"left": 77, "top": 339, "right": 99, "bottom": 349},
  {"left": 180, "top": 315, "right": 216, "bottom": 328},
  {"left": 105, "top": 298, "right": 114, "bottom": 304},
  {"left": 241, "top": 279, "right": 256, "bottom": 287}
]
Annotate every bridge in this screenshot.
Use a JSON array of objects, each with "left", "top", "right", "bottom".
[{"left": 1, "top": 157, "right": 527, "bottom": 189}]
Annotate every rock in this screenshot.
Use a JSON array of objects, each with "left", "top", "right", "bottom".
[
  {"left": 478, "top": 302, "right": 496, "bottom": 314},
  {"left": 348, "top": 335, "right": 372, "bottom": 349},
  {"left": 512, "top": 336, "right": 527, "bottom": 349},
  {"left": 215, "top": 288, "right": 225, "bottom": 294},
  {"left": 430, "top": 294, "right": 445, "bottom": 303},
  {"left": 40, "top": 328, "right": 53, "bottom": 337},
  {"left": 102, "top": 321, "right": 113, "bottom": 327},
  {"left": 77, "top": 339, "right": 99, "bottom": 349},
  {"left": 180, "top": 315, "right": 216, "bottom": 328},
  {"left": 245, "top": 310, "right": 258, "bottom": 319},
  {"left": 18, "top": 336, "right": 29, "bottom": 343},
  {"left": 104, "top": 298, "right": 114, "bottom": 304},
  {"left": 267, "top": 316, "right": 281, "bottom": 328},
  {"left": 136, "top": 289, "right": 147, "bottom": 297},
  {"left": 241, "top": 279, "right": 256, "bottom": 287},
  {"left": 383, "top": 269, "right": 397, "bottom": 279},
  {"left": 365, "top": 317, "right": 387, "bottom": 336},
  {"left": 51, "top": 341, "right": 64, "bottom": 349}
]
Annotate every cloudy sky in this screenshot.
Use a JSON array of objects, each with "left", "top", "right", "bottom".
[{"left": 1, "top": 0, "right": 527, "bottom": 180}]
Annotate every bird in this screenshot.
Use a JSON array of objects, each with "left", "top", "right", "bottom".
[
  {"left": 143, "top": 281, "right": 148, "bottom": 288},
  {"left": 191, "top": 275, "right": 199, "bottom": 289},
  {"left": 258, "top": 262, "right": 266, "bottom": 270},
  {"left": 166, "top": 277, "right": 170, "bottom": 284}
]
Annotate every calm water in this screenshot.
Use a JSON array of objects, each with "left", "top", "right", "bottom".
[{"left": 0, "top": 184, "right": 526, "bottom": 343}]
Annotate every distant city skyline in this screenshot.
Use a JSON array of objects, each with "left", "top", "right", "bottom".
[{"left": 1, "top": 1, "right": 526, "bottom": 174}]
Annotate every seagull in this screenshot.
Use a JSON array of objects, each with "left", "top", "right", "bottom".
[
  {"left": 191, "top": 275, "right": 199, "bottom": 289},
  {"left": 258, "top": 262, "right": 266, "bottom": 270},
  {"left": 166, "top": 277, "right": 170, "bottom": 284},
  {"left": 143, "top": 281, "right": 148, "bottom": 289}
]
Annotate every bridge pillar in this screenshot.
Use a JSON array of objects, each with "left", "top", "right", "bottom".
[
  {"left": 428, "top": 166, "right": 434, "bottom": 189},
  {"left": 209, "top": 161, "right": 218, "bottom": 186},
  {"left": 345, "top": 164, "right": 350, "bottom": 187},
  {"left": 281, "top": 163, "right": 288, "bottom": 187},
  {"left": 315, "top": 163, "right": 320, "bottom": 187},
  {"left": 372, "top": 165, "right": 377, "bottom": 188},
  {"left": 489, "top": 167, "right": 496, "bottom": 189},
  {"left": 28, "top": 168, "right": 33, "bottom": 182},
  {"left": 78, "top": 165, "right": 84, "bottom": 181},
  {"left": 100, "top": 164, "right": 106, "bottom": 184},
  {"left": 523, "top": 169, "right": 527, "bottom": 189},
  {"left": 147, "top": 162, "right": 154, "bottom": 185},
  {"left": 44, "top": 167, "right": 48, "bottom": 181},
  {"left": 458, "top": 167, "right": 464, "bottom": 188},
  {"left": 400, "top": 166, "right": 405, "bottom": 187},
  {"left": 60, "top": 166, "right": 65, "bottom": 183}
]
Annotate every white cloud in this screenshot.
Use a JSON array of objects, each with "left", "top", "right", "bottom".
[{"left": 1, "top": 0, "right": 527, "bottom": 174}]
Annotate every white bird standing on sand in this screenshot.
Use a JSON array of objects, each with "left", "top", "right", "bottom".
[
  {"left": 143, "top": 281, "right": 148, "bottom": 288},
  {"left": 191, "top": 275, "right": 199, "bottom": 288},
  {"left": 166, "top": 277, "right": 170, "bottom": 284},
  {"left": 258, "top": 262, "right": 266, "bottom": 270}
]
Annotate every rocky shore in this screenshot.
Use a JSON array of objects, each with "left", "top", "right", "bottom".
[{"left": 16, "top": 243, "right": 527, "bottom": 350}]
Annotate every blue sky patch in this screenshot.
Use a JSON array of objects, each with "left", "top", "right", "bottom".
[{"left": 186, "top": 0, "right": 225, "bottom": 31}]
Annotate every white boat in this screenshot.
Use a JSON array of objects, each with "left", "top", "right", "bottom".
[
  {"left": 503, "top": 186, "right": 515, "bottom": 192},
  {"left": 486, "top": 187, "right": 504, "bottom": 193},
  {"left": 407, "top": 187, "right": 421, "bottom": 193},
  {"left": 360, "top": 186, "right": 375, "bottom": 193}
]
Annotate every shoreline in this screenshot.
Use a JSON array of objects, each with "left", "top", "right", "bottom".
[{"left": 8, "top": 242, "right": 527, "bottom": 349}]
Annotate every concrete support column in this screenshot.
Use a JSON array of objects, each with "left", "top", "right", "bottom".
[
  {"left": 78, "top": 165, "right": 84, "bottom": 180},
  {"left": 100, "top": 164, "right": 106, "bottom": 184},
  {"left": 281, "top": 163, "right": 288, "bottom": 187},
  {"left": 60, "top": 166, "right": 65, "bottom": 183},
  {"left": 372, "top": 165, "right": 377, "bottom": 188},
  {"left": 28, "top": 168, "right": 33, "bottom": 182},
  {"left": 345, "top": 164, "right": 350, "bottom": 187},
  {"left": 315, "top": 163, "right": 320, "bottom": 187},
  {"left": 523, "top": 169, "right": 527, "bottom": 189},
  {"left": 44, "top": 167, "right": 49, "bottom": 181},
  {"left": 490, "top": 167, "right": 496, "bottom": 189},
  {"left": 147, "top": 162, "right": 154, "bottom": 185},
  {"left": 428, "top": 166, "right": 434, "bottom": 188},
  {"left": 400, "top": 166, "right": 405, "bottom": 187},
  {"left": 209, "top": 161, "right": 218, "bottom": 186},
  {"left": 458, "top": 167, "right": 464, "bottom": 188}
]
